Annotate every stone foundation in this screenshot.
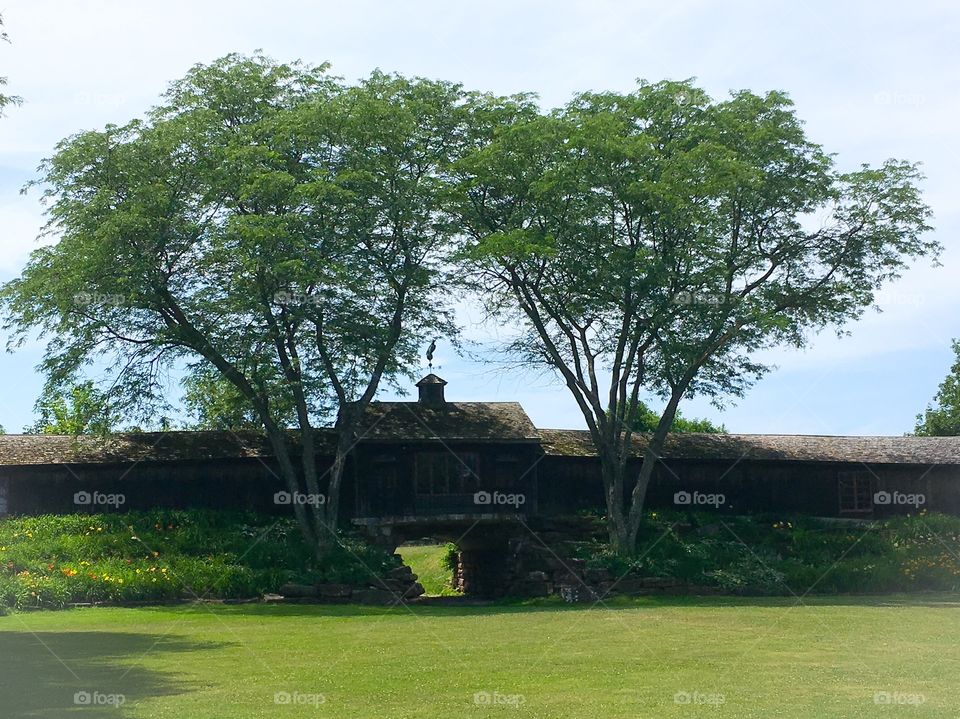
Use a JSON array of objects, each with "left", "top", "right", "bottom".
[
  {"left": 451, "top": 523, "right": 725, "bottom": 601},
  {"left": 278, "top": 563, "right": 425, "bottom": 605}
]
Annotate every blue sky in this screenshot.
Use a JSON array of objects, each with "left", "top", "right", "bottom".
[{"left": 1, "top": 0, "right": 958, "bottom": 435}]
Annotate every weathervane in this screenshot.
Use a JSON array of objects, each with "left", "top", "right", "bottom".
[{"left": 425, "top": 338, "right": 437, "bottom": 370}]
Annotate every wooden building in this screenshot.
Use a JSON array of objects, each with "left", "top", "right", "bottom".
[{"left": 1, "top": 374, "right": 959, "bottom": 521}]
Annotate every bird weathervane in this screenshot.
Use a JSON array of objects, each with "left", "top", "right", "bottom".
[{"left": 425, "top": 339, "right": 437, "bottom": 370}]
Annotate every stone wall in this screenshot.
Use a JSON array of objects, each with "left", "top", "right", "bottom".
[
  {"left": 277, "top": 564, "right": 425, "bottom": 605},
  {"left": 452, "top": 520, "right": 724, "bottom": 600}
]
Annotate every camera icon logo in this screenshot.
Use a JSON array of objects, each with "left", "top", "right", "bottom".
[{"left": 873, "top": 491, "right": 892, "bottom": 505}]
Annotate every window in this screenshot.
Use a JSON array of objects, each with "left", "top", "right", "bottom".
[
  {"left": 371, "top": 456, "right": 398, "bottom": 492},
  {"left": 494, "top": 455, "right": 520, "bottom": 488},
  {"left": 0, "top": 479, "right": 7, "bottom": 517},
  {"left": 838, "top": 470, "right": 873, "bottom": 514},
  {"left": 415, "top": 452, "right": 479, "bottom": 495}
]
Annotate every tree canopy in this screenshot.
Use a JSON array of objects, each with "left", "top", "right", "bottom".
[
  {"left": 1, "top": 54, "right": 467, "bottom": 553},
  {"left": 454, "top": 80, "right": 938, "bottom": 553},
  {"left": 27, "top": 381, "right": 115, "bottom": 435},
  {"left": 915, "top": 339, "right": 960, "bottom": 436}
]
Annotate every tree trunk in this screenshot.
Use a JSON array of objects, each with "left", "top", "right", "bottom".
[
  {"left": 600, "top": 450, "right": 633, "bottom": 556},
  {"left": 325, "top": 403, "right": 359, "bottom": 534},
  {"left": 603, "top": 391, "right": 686, "bottom": 556},
  {"left": 262, "top": 426, "right": 327, "bottom": 557}
]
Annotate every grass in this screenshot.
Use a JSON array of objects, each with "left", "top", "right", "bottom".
[
  {"left": 397, "top": 543, "right": 459, "bottom": 597},
  {"left": 1, "top": 596, "right": 958, "bottom": 717}
]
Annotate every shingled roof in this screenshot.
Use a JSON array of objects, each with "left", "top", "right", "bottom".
[
  {"left": 0, "top": 402, "right": 540, "bottom": 466},
  {"left": 356, "top": 402, "right": 540, "bottom": 443},
  {"left": 0, "top": 430, "right": 297, "bottom": 467},
  {"left": 539, "top": 429, "right": 960, "bottom": 465},
  {"left": 2, "top": 419, "right": 958, "bottom": 468}
]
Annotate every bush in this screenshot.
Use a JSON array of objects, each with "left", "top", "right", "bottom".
[
  {"left": 574, "top": 510, "right": 960, "bottom": 595},
  {"left": 0, "top": 510, "right": 399, "bottom": 610},
  {"left": 440, "top": 543, "right": 459, "bottom": 573}
]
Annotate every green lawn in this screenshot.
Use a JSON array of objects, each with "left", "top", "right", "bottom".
[
  {"left": 397, "top": 543, "right": 459, "bottom": 597},
  {"left": 1, "top": 596, "right": 958, "bottom": 718}
]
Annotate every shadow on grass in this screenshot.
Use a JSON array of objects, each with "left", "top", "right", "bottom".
[
  {"left": 129, "top": 592, "right": 960, "bottom": 620},
  {"left": 0, "top": 629, "right": 228, "bottom": 718}
]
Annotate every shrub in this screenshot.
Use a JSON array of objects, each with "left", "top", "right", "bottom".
[
  {"left": 440, "top": 543, "right": 459, "bottom": 573},
  {"left": 575, "top": 510, "right": 960, "bottom": 595},
  {"left": 0, "top": 510, "right": 398, "bottom": 610}
]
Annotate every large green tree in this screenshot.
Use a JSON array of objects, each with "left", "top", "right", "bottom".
[
  {"left": 915, "top": 339, "right": 960, "bottom": 436},
  {"left": 1, "top": 55, "right": 465, "bottom": 554},
  {"left": 455, "top": 81, "right": 938, "bottom": 554}
]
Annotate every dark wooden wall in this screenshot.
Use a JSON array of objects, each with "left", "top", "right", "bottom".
[
  {"left": 538, "top": 456, "right": 960, "bottom": 518},
  {"left": 0, "top": 457, "right": 348, "bottom": 519},
  {"left": 353, "top": 441, "right": 541, "bottom": 518},
  {"left": 1, "top": 449, "right": 958, "bottom": 520}
]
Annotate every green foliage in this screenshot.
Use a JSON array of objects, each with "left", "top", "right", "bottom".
[
  {"left": 629, "top": 400, "right": 726, "bottom": 433},
  {"left": 182, "top": 369, "right": 269, "bottom": 430},
  {"left": 0, "top": 53, "right": 471, "bottom": 547},
  {"left": 440, "top": 542, "right": 459, "bottom": 572},
  {"left": 574, "top": 511, "right": 960, "bottom": 594},
  {"left": 0, "top": 510, "right": 399, "bottom": 610},
  {"left": 453, "top": 79, "right": 939, "bottom": 554},
  {"left": 0, "top": 14, "right": 21, "bottom": 116},
  {"left": 27, "top": 380, "right": 115, "bottom": 435},
  {"left": 915, "top": 338, "right": 960, "bottom": 436}
]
